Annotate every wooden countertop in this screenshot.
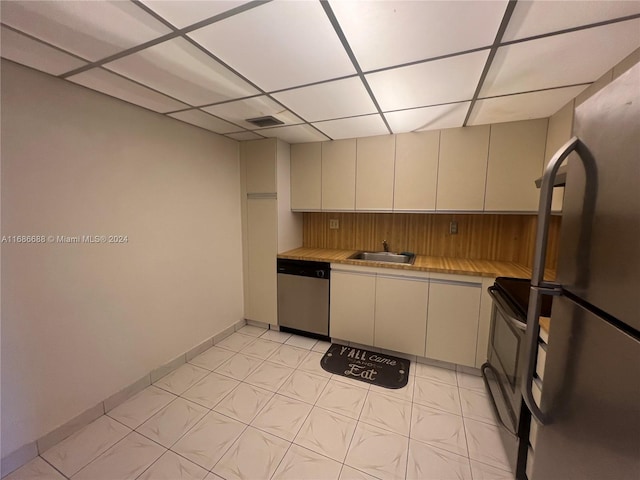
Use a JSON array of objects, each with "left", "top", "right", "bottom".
[{"left": 278, "top": 247, "right": 556, "bottom": 279}]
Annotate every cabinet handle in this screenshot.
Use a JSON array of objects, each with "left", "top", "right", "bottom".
[
  {"left": 429, "top": 278, "right": 481, "bottom": 288},
  {"left": 523, "top": 136, "right": 595, "bottom": 426},
  {"left": 376, "top": 273, "right": 429, "bottom": 282}
]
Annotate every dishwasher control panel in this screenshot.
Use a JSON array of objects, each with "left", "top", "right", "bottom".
[{"left": 277, "top": 259, "right": 330, "bottom": 279}]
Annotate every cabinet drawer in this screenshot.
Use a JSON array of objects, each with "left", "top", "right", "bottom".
[
  {"left": 536, "top": 343, "right": 547, "bottom": 381},
  {"left": 526, "top": 446, "right": 535, "bottom": 479},
  {"left": 532, "top": 377, "right": 543, "bottom": 405},
  {"left": 529, "top": 417, "right": 539, "bottom": 450}
]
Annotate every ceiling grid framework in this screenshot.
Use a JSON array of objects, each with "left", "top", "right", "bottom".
[{"left": 0, "top": 0, "right": 638, "bottom": 143}]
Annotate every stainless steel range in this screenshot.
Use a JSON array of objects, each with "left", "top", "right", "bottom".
[{"left": 482, "top": 277, "right": 552, "bottom": 479}]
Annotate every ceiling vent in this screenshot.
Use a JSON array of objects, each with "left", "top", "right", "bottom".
[{"left": 245, "top": 115, "right": 284, "bottom": 128}]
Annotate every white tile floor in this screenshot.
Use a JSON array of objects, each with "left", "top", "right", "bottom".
[{"left": 7, "top": 327, "right": 513, "bottom": 480}]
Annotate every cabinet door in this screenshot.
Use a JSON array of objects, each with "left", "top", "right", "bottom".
[
  {"left": 476, "top": 277, "right": 495, "bottom": 368},
  {"left": 545, "top": 101, "right": 573, "bottom": 213},
  {"left": 246, "top": 198, "right": 278, "bottom": 325},
  {"left": 394, "top": 131, "right": 439, "bottom": 211},
  {"left": 426, "top": 280, "right": 481, "bottom": 366},
  {"left": 322, "top": 139, "right": 356, "bottom": 211},
  {"left": 242, "top": 138, "right": 276, "bottom": 194},
  {"left": 374, "top": 275, "right": 428, "bottom": 356},
  {"left": 330, "top": 271, "right": 375, "bottom": 345},
  {"left": 436, "top": 125, "right": 489, "bottom": 211},
  {"left": 485, "top": 119, "right": 547, "bottom": 212},
  {"left": 290, "top": 142, "right": 321, "bottom": 211},
  {"left": 356, "top": 135, "right": 395, "bottom": 211}
]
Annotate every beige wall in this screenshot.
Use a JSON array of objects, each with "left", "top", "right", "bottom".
[{"left": 0, "top": 61, "right": 244, "bottom": 456}]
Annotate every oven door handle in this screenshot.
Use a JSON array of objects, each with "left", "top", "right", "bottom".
[
  {"left": 488, "top": 287, "right": 527, "bottom": 332},
  {"left": 481, "top": 363, "right": 518, "bottom": 436}
]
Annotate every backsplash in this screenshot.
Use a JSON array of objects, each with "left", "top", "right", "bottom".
[{"left": 303, "top": 212, "right": 561, "bottom": 269}]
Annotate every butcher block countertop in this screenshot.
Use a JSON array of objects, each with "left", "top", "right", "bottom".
[{"left": 278, "top": 247, "right": 556, "bottom": 279}]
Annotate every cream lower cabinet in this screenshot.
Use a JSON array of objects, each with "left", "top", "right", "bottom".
[
  {"left": 245, "top": 197, "right": 278, "bottom": 325},
  {"left": 330, "top": 270, "right": 376, "bottom": 345},
  {"left": 425, "top": 277, "right": 482, "bottom": 366},
  {"left": 329, "top": 266, "right": 483, "bottom": 366},
  {"left": 374, "top": 274, "right": 428, "bottom": 356},
  {"left": 475, "top": 277, "right": 496, "bottom": 367}
]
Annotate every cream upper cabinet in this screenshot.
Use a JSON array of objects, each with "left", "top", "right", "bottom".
[
  {"left": 355, "top": 135, "right": 395, "bottom": 211},
  {"left": 242, "top": 138, "right": 277, "bottom": 194},
  {"left": 425, "top": 277, "right": 482, "bottom": 366},
  {"left": 393, "top": 131, "right": 439, "bottom": 211},
  {"left": 436, "top": 125, "right": 490, "bottom": 211},
  {"left": 290, "top": 142, "right": 321, "bottom": 211},
  {"left": 545, "top": 101, "right": 573, "bottom": 213},
  {"left": 485, "top": 119, "right": 548, "bottom": 212},
  {"left": 330, "top": 269, "right": 376, "bottom": 345},
  {"left": 321, "top": 139, "right": 356, "bottom": 211},
  {"left": 374, "top": 274, "right": 429, "bottom": 356}
]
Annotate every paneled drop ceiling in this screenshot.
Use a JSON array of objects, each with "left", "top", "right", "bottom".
[{"left": 1, "top": 0, "right": 639, "bottom": 143}]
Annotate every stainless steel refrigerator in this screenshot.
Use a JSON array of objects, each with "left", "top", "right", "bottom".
[{"left": 522, "top": 63, "right": 640, "bottom": 479}]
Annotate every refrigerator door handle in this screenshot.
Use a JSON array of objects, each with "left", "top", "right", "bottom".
[{"left": 523, "top": 136, "right": 595, "bottom": 425}]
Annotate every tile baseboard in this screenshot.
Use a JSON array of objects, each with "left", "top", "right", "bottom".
[
  {"left": 245, "top": 319, "right": 270, "bottom": 329},
  {"left": 1, "top": 318, "right": 247, "bottom": 478},
  {"left": 185, "top": 338, "right": 214, "bottom": 362},
  {"left": 36, "top": 402, "right": 105, "bottom": 455},
  {"left": 150, "top": 353, "right": 187, "bottom": 384},
  {"left": 1, "top": 441, "right": 38, "bottom": 478},
  {"left": 103, "top": 375, "right": 151, "bottom": 413}
]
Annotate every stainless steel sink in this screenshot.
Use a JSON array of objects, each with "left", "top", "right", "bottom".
[{"left": 348, "top": 251, "right": 415, "bottom": 264}]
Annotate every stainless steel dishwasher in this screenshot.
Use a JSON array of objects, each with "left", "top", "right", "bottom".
[{"left": 277, "top": 259, "right": 330, "bottom": 339}]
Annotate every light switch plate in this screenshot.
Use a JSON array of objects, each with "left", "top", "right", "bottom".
[{"left": 329, "top": 219, "right": 339, "bottom": 229}]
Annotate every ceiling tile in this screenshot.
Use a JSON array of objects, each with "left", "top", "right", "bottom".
[
  {"left": 169, "top": 109, "right": 240, "bottom": 134},
  {"left": 258, "top": 125, "right": 330, "bottom": 144},
  {"left": 0, "top": 0, "right": 171, "bottom": 61},
  {"left": 226, "top": 131, "right": 263, "bottom": 141},
  {"left": 312, "top": 115, "right": 389, "bottom": 140},
  {"left": 482, "top": 18, "right": 640, "bottom": 97},
  {"left": 1, "top": 26, "right": 87, "bottom": 76},
  {"left": 68, "top": 68, "right": 188, "bottom": 113},
  {"left": 366, "top": 50, "right": 489, "bottom": 111},
  {"left": 140, "top": 0, "right": 247, "bottom": 29},
  {"left": 188, "top": 1, "right": 356, "bottom": 91},
  {"left": 503, "top": 0, "right": 640, "bottom": 41},
  {"left": 202, "top": 95, "right": 302, "bottom": 130},
  {"left": 272, "top": 77, "right": 376, "bottom": 122},
  {"left": 331, "top": 0, "right": 507, "bottom": 71},
  {"left": 385, "top": 102, "right": 471, "bottom": 133},
  {"left": 104, "top": 38, "right": 259, "bottom": 106},
  {"left": 468, "top": 86, "right": 587, "bottom": 125}
]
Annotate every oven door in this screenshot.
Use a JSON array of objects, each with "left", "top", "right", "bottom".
[{"left": 482, "top": 286, "right": 528, "bottom": 474}]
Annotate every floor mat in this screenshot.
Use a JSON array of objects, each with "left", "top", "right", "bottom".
[{"left": 320, "top": 343, "right": 410, "bottom": 389}]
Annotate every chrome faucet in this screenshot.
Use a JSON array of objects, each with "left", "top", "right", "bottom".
[{"left": 382, "top": 239, "right": 389, "bottom": 252}]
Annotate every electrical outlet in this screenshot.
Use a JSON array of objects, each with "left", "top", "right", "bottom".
[
  {"left": 329, "top": 219, "right": 339, "bottom": 230},
  {"left": 449, "top": 221, "right": 458, "bottom": 235}
]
